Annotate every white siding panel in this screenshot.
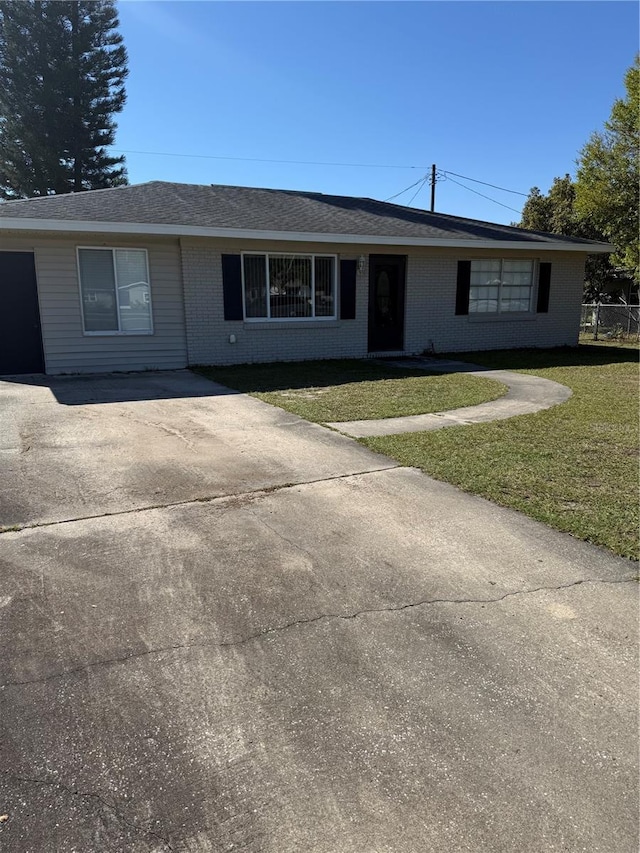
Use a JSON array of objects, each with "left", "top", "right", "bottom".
[{"left": 1, "top": 234, "right": 187, "bottom": 374}]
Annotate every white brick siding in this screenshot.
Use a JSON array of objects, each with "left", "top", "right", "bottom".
[
  {"left": 181, "top": 240, "right": 586, "bottom": 365},
  {"left": 181, "top": 239, "right": 369, "bottom": 366},
  {"left": 405, "top": 251, "right": 585, "bottom": 354}
]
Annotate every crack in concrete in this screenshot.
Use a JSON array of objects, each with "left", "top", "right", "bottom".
[
  {"left": 2, "top": 576, "right": 635, "bottom": 690},
  {"left": 247, "top": 510, "right": 322, "bottom": 573},
  {"left": 2, "top": 644, "right": 193, "bottom": 688},
  {"left": 0, "top": 465, "right": 397, "bottom": 534},
  {"left": 116, "top": 409, "right": 197, "bottom": 453},
  {"left": 216, "top": 576, "right": 638, "bottom": 650},
  {"left": 5, "top": 773, "right": 173, "bottom": 850}
]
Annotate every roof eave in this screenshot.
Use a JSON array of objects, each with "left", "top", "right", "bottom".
[{"left": 0, "top": 217, "right": 615, "bottom": 253}]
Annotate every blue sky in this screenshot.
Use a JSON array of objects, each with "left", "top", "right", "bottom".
[{"left": 114, "top": 1, "right": 638, "bottom": 224}]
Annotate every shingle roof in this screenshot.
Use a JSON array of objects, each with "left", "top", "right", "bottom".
[{"left": 0, "top": 180, "right": 607, "bottom": 247}]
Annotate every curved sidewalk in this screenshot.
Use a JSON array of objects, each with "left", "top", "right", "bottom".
[{"left": 326, "top": 357, "right": 572, "bottom": 438}]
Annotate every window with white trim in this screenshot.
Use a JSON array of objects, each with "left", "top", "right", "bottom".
[
  {"left": 78, "top": 248, "right": 153, "bottom": 333},
  {"left": 470, "top": 259, "right": 535, "bottom": 314},
  {"left": 243, "top": 253, "right": 336, "bottom": 320}
]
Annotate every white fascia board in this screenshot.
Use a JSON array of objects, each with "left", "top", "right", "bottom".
[{"left": 0, "top": 217, "right": 614, "bottom": 253}]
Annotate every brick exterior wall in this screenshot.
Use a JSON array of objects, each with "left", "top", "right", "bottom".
[
  {"left": 181, "top": 239, "right": 586, "bottom": 365},
  {"left": 181, "top": 240, "right": 369, "bottom": 366},
  {"left": 405, "top": 252, "right": 586, "bottom": 354}
]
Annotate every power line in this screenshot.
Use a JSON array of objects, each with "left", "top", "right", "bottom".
[
  {"left": 442, "top": 170, "right": 528, "bottom": 197},
  {"left": 113, "top": 145, "right": 530, "bottom": 212},
  {"left": 384, "top": 176, "right": 427, "bottom": 202},
  {"left": 385, "top": 167, "right": 526, "bottom": 213},
  {"left": 113, "top": 147, "right": 531, "bottom": 204},
  {"left": 444, "top": 175, "right": 523, "bottom": 215},
  {"left": 112, "top": 148, "right": 426, "bottom": 170},
  {"left": 407, "top": 176, "right": 429, "bottom": 207}
]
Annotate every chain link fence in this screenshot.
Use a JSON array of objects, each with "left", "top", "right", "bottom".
[{"left": 580, "top": 304, "right": 640, "bottom": 342}]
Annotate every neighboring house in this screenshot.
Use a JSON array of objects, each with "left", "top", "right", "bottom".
[
  {"left": 0, "top": 181, "right": 612, "bottom": 375},
  {"left": 601, "top": 268, "right": 638, "bottom": 305}
]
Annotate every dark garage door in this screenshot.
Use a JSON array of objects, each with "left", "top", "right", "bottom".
[{"left": 0, "top": 252, "right": 45, "bottom": 375}]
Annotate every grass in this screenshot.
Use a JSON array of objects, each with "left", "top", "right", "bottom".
[
  {"left": 578, "top": 333, "right": 639, "bottom": 349},
  {"left": 362, "top": 345, "right": 639, "bottom": 560},
  {"left": 196, "top": 359, "right": 507, "bottom": 423}
]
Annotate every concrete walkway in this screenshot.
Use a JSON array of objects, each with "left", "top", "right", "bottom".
[{"left": 327, "top": 357, "right": 572, "bottom": 437}]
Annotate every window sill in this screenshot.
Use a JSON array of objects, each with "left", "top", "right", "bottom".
[
  {"left": 243, "top": 319, "right": 340, "bottom": 330},
  {"left": 466, "top": 312, "right": 537, "bottom": 323}
]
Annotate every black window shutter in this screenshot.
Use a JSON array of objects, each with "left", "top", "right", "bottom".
[
  {"left": 455, "top": 261, "right": 471, "bottom": 315},
  {"left": 221, "top": 254, "right": 243, "bottom": 321},
  {"left": 536, "top": 262, "right": 551, "bottom": 313},
  {"left": 340, "top": 259, "right": 357, "bottom": 320}
]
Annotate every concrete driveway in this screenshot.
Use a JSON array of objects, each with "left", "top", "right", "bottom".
[{"left": 0, "top": 371, "right": 637, "bottom": 852}]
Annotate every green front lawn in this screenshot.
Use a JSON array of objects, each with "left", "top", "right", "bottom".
[
  {"left": 197, "top": 359, "right": 507, "bottom": 423},
  {"left": 363, "top": 346, "right": 639, "bottom": 560}
]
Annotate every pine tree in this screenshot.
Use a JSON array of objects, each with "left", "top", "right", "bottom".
[
  {"left": 64, "top": 1, "right": 128, "bottom": 191},
  {"left": 0, "top": 0, "right": 128, "bottom": 198},
  {"left": 0, "top": 1, "right": 66, "bottom": 197}
]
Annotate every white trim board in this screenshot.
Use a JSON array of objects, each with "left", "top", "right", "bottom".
[{"left": 0, "top": 217, "right": 613, "bottom": 253}]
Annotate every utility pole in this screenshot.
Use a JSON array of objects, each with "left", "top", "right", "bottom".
[{"left": 430, "top": 164, "right": 436, "bottom": 212}]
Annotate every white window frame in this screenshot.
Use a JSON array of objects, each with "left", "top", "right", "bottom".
[
  {"left": 241, "top": 252, "right": 337, "bottom": 322},
  {"left": 469, "top": 258, "right": 537, "bottom": 315},
  {"left": 77, "top": 246, "right": 154, "bottom": 335},
  {"left": 467, "top": 257, "right": 538, "bottom": 320}
]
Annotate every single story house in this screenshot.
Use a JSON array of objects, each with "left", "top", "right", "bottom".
[{"left": 0, "top": 181, "right": 612, "bottom": 376}]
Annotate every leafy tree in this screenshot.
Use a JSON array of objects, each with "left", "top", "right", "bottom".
[
  {"left": 0, "top": 0, "right": 128, "bottom": 199},
  {"left": 575, "top": 56, "right": 640, "bottom": 282},
  {"left": 519, "top": 175, "right": 613, "bottom": 301},
  {"left": 517, "top": 59, "right": 639, "bottom": 301},
  {"left": 546, "top": 174, "right": 578, "bottom": 235},
  {"left": 519, "top": 186, "right": 551, "bottom": 231},
  {"left": 520, "top": 175, "right": 578, "bottom": 235}
]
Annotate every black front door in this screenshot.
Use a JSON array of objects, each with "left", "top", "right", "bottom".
[
  {"left": 0, "top": 252, "right": 45, "bottom": 374},
  {"left": 368, "top": 254, "right": 406, "bottom": 352}
]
